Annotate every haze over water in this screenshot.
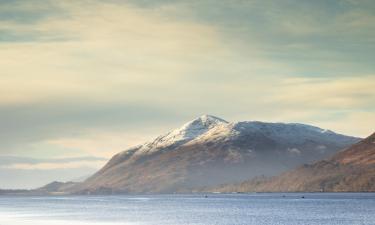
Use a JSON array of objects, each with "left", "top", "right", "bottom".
[{"left": 1, "top": 193, "right": 374, "bottom": 225}]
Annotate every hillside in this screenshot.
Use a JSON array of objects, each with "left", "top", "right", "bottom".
[
  {"left": 212, "top": 132, "right": 375, "bottom": 192},
  {"left": 71, "top": 115, "right": 360, "bottom": 194}
]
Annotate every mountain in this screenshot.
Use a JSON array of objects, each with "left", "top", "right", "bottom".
[
  {"left": 0, "top": 181, "right": 80, "bottom": 196},
  {"left": 211, "top": 132, "right": 375, "bottom": 192},
  {"left": 72, "top": 115, "right": 360, "bottom": 194},
  {"left": 37, "top": 181, "right": 79, "bottom": 194}
]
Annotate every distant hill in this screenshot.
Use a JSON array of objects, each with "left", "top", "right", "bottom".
[
  {"left": 37, "top": 181, "right": 79, "bottom": 193},
  {"left": 211, "top": 132, "right": 375, "bottom": 192},
  {"left": 70, "top": 115, "right": 360, "bottom": 194},
  {"left": 0, "top": 181, "right": 79, "bottom": 196}
]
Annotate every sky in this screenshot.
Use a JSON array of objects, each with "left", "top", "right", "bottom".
[{"left": 0, "top": 0, "right": 374, "bottom": 188}]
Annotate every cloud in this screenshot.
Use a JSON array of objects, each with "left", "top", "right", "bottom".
[
  {"left": 0, "top": 0, "right": 226, "bottom": 105},
  {"left": 45, "top": 131, "right": 160, "bottom": 157},
  {"left": 0, "top": 155, "right": 107, "bottom": 188},
  {"left": 0, "top": 156, "right": 107, "bottom": 170},
  {"left": 2, "top": 160, "right": 106, "bottom": 170},
  {"left": 272, "top": 76, "right": 375, "bottom": 109},
  {"left": 0, "top": 0, "right": 373, "bottom": 162},
  {"left": 0, "top": 100, "right": 181, "bottom": 157},
  {"left": 315, "top": 111, "right": 375, "bottom": 138},
  {"left": 157, "top": 0, "right": 375, "bottom": 76},
  {"left": 245, "top": 75, "right": 375, "bottom": 137},
  {"left": 0, "top": 0, "right": 233, "bottom": 156}
]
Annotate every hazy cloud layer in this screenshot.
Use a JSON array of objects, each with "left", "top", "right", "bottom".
[
  {"left": 0, "top": 0, "right": 374, "bottom": 165},
  {"left": 0, "top": 156, "right": 106, "bottom": 189}
]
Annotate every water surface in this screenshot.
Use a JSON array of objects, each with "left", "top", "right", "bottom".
[{"left": 0, "top": 193, "right": 374, "bottom": 225}]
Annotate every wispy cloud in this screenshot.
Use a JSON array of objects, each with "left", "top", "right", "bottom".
[
  {"left": 0, "top": 1, "right": 223, "bottom": 105},
  {"left": 0, "top": 156, "right": 107, "bottom": 169},
  {"left": 0, "top": 0, "right": 374, "bottom": 163},
  {"left": 0, "top": 156, "right": 106, "bottom": 188},
  {"left": 2, "top": 160, "right": 106, "bottom": 170},
  {"left": 45, "top": 131, "right": 160, "bottom": 157},
  {"left": 273, "top": 76, "right": 375, "bottom": 109}
]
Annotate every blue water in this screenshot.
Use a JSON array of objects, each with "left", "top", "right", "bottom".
[{"left": 0, "top": 193, "right": 374, "bottom": 225}]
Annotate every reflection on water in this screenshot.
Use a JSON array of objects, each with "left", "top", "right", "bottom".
[{"left": 0, "top": 193, "right": 375, "bottom": 225}]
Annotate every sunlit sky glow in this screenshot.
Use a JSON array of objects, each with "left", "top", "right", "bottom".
[{"left": 0, "top": 0, "right": 374, "bottom": 188}]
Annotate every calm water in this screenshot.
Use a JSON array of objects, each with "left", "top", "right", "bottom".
[{"left": 0, "top": 193, "right": 374, "bottom": 225}]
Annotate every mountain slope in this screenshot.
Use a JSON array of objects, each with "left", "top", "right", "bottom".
[
  {"left": 73, "top": 115, "right": 360, "bottom": 194},
  {"left": 213, "top": 132, "right": 375, "bottom": 192},
  {"left": 37, "top": 181, "right": 79, "bottom": 193}
]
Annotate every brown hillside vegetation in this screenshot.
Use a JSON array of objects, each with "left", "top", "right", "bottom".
[{"left": 211, "top": 132, "right": 375, "bottom": 192}]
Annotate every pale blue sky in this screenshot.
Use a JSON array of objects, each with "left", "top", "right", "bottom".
[{"left": 0, "top": 0, "right": 374, "bottom": 187}]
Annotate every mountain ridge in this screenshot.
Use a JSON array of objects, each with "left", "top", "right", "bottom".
[
  {"left": 69, "top": 115, "right": 360, "bottom": 194},
  {"left": 209, "top": 132, "right": 375, "bottom": 192}
]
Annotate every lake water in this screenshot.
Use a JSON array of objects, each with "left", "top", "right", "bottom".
[{"left": 0, "top": 193, "right": 374, "bottom": 225}]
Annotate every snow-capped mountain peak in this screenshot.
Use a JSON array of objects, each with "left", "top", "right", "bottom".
[
  {"left": 122, "top": 116, "right": 360, "bottom": 157},
  {"left": 135, "top": 115, "right": 228, "bottom": 155},
  {"left": 81, "top": 116, "right": 361, "bottom": 194},
  {"left": 179, "top": 115, "right": 228, "bottom": 132}
]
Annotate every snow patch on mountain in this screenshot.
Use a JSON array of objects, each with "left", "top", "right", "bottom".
[
  {"left": 183, "top": 120, "right": 360, "bottom": 151},
  {"left": 231, "top": 121, "right": 356, "bottom": 145},
  {"left": 133, "top": 115, "right": 228, "bottom": 155},
  {"left": 116, "top": 115, "right": 359, "bottom": 158}
]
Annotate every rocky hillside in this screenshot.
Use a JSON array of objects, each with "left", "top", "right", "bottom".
[
  {"left": 72, "top": 115, "right": 360, "bottom": 194},
  {"left": 212, "top": 132, "right": 375, "bottom": 192}
]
